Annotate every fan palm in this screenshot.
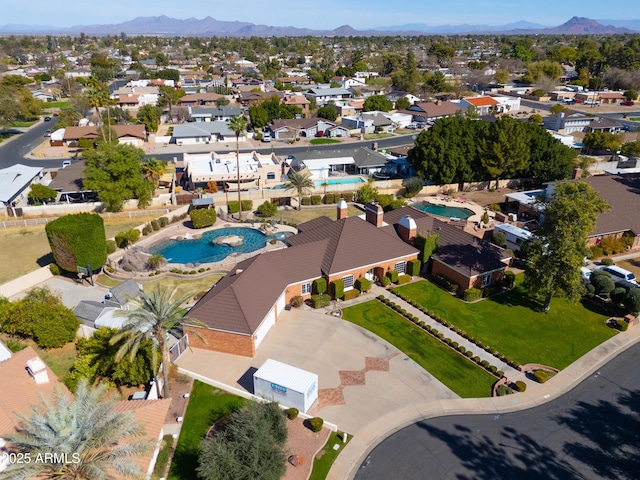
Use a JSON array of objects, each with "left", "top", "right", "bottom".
[
  {"left": 3, "top": 379, "right": 153, "bottom": 480},
  {"left": 141, "top": 158, "right": 167, "bottom": 188},
  {"left": 227, "top": 115, "right": 248, "bottom": 220},
  {"left": 284, "top": 171, "right": 315, "bottom": 210},
  {"left": 111, "top": 286, "right": 203, "bottom": 398}
]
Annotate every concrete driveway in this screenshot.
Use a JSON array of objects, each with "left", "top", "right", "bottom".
[
  {"left": 10, "top": 276, "right": 109, "bottom": 309},
  {"left": 175, "top": 305, "right": 458, "bottom": 434}
]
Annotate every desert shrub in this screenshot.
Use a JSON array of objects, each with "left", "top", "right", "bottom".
[
  {"left": 473, "top": 356, "right": 480, "bottom": 363},
  {"left": 464, "top": 288, "right": 483, "bottom": 302},
  {"left": 301, "top": 197, "right": 312, "bottom": 206},
  {"left": 309, "top": 417, "right": 324, "bottom": 432},
  {"left": 600, "top": 257, "right": 614, "bottom": 266},
  {"left": 355, "top": 277, "right": 372, "bottom": 293},
  {"left": 386, "top": 270, "right": 399, "bottom": 283},
  {"left": 343, "top": 289, "right": 360, "bottom": 301},
  {"left": 150, "top": 220, "right": 160, "bottom": 231},
  {"left": 45, "top": 213, "right": 107, "bottom": 273},
  {"left": 480, "top": 359, "right": 490, "bottom": 368},
  {"left": 377, "top": 295, "right": 385, "bottom": 301},
  {"left": 115, "top": 229, "right": 141, "bottom": 249},
  {"left": 397, "top": 274, "right": 411, "bottom": 285},
  {"left": 227, "top": 200, "right": 253, "bottom": 214},
  {"left": 49, "top": 263, "right": 60, "bottom": 275},
  {"left": 257, "top": 200, "right": 278, "bottom": 216},
  {"left": 533, "top": 370, "right": 550, "bottom": 383},
  {"left": 291, "top": 295, "right": 304, "bottom": 308},
  {"left": 458, "top": 345, "right": 466, "bottom": 354},
  {"left": 159, "top": 216, "right": 169, "bottom": 227},
  {"left": 514, "top": 380, "right": 527, "bottom": 392},
  {"left": 310, "top": 195, "right": 322, "bottom": 205},
  {"left": 312, "top": 277, "right": 327, "bottom": 294},
  {"left": 490, "top": 203, "right": 502, "bottom": 212},
  {"left": 311, "top": 294, "right": 331, "bottom": 309},
  {"left": 189, "top": 209, "right": 217, "bottom": 228},
  {"left": 380, "top": 276, "right": 391, "bottom": 287},
  {"left": 142, "top": 224, "right": 152, "bottom": 236},
  {"left": 287, "top": 407, "right": 299, "bottom": 420},
  {"left": 343, "top": 192, "right": 354, "bottom": 202}
]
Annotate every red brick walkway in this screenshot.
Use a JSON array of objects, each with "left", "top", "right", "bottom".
[{"left": 316, "top": 352, "right": 400, "bottom": 409}]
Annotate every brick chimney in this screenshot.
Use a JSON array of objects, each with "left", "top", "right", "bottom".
[
  {"left": 337, "top": 198, "right": 348, "bottom": 220},
  {"left": 365, "top": 202, "right": 384, "bottom": 227},
  {"left": 397, "top": 215, "right": 417, "bottom": 243},
  {"left": 572, "top": 166, "right": 583, "bottom": 179}
]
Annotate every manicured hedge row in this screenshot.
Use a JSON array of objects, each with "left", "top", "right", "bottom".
[
  {"left": 343, "top": 289, "right": 360, "bottom": 301},
  {"left": 313, "top": 278, "right": 327, "bottom": 295},
  {"left": 311, "top": 294, "right": 331, "bottom": 309},
  {"left": 227, "top": 200, "right": 253, "bottom": 214},
  {"left": 45, "top": 213, "right": 107, "bottom": 272},
  {"left": 189, "top": 209, "right": 217, "bottom": 228},
  {"left": 355, "top": 277, "right": 372, "bottom": 293},
  {"left": 385, "top": 289, "right": 521, "bottom": 371}
]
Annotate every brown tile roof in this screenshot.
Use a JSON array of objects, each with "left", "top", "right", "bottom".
[
  {"left": 178, "top": 92, "right": 225, "bottom": 104},
  {"left": 112, "top": 399, "right": 171, "bottom": 479},
  {"left": 63, "top": 124, "right": 147, "bottom": 141},
  {"left": 598, "top": 92, "right": 625, "bottom": 99},
  {"left": 584, "top": 174, "right": 640, "bottom": 236},
  {"left": 406, "top": 101, "right": 462, "bottom": 117},
  {"left": 0, "top": 346, "right": 71, "bottom": 437},
  {"left": 270, "top": 118, "right": 333, "bottom": 131},
  {"left": 288, "top": 216, "right": 418, "bottom": 276}
]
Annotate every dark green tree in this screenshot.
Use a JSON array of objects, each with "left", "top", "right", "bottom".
[
  {"left": 395, "top": 97, "right": 411, "bottom": 110},
  {"left": 363, "top": 95, "right": 393, "bottom": 112},
  {"left": 479, "top": 116, "right": 530, "bottom": 189},
  {"left": 46, "top": 213, "right": 107, "bottom": 273},
  {"left": 523, "top": 181, "right": 609, "bottom": 310},
  {"left": 317, "top": 106, "right": 337, "bottom": 121},
  {"left": 27, "top": 184, "right": 57, "bottom": 204},
  {"left": 136, "top": 105, "right": 162, "bottom": 133}
]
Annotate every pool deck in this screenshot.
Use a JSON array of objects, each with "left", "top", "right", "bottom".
[{"left": 410, "top": 195, "right": 496, "bottom": 237}]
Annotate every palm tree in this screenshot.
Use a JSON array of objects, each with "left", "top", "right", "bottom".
[
  {"left": 87, "top": 77, "right": 115, "bottom": 143},
  {"left": 141, "top": 158, "right": 167, "bottom": 188},
  {"left": 3, "top": 379, "right": 153, "bottom": 480},
  {"left": 284, "top": 171, "right": 315, "bottom": 210},
  {"left": 227, "top": 115, "right": 248, "bottom": 220},
  {"left": 111, "top": 286, "right": 202, "bottom": 399}
]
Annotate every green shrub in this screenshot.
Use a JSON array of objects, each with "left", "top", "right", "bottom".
[
  {"left": 343, "top": 289, "right": 360, "bottom": 301},
  {"left": 115, "top": 229, "right": 141, "bottom": 249},
  {"left": 291, "top": 295, "right": 304, "bottom": 308},
  {"left": 189, "top": 209, "right": 217, "bottom": 228},
  {"left": 481, "top": 359, "right": 490, "bottom": 368},
  {"left": 600, "top": 257, "right": 614, "bottom": 266},
  {"left": 313, "top": 278, "right": 327, "bottom": 295},
  {"left": 142, "top": 224, "right": 152, "bottom": 235},
  {"left": 473, "top": 356, "right": 480, "bottom": 363},
  {"left": 465, "top": 351, "right": 473, "bottom": 357},
  {"left": 311, "top": 294, "right": 331, "bottom": 309},
  {"left": 150, "top": 220, "right": 160, "bottom": 231},
  {"left": 464, "top": 288, "right": 483, "bottom": 302},
  {"left": 78, "top": 137, "right": 94, "bottom": 149},
  {"left": 397, "top": 274, "right": 411, "bottom": 285},
  {"left": 504, "top": 271, "right": 516, "bottom": 288},
  {"left": 533, "top": 370, "right": 550, "bottom": 383},
  {"left": 301, "top": 197, "right": 312, "bottom": 206},
  {"left": 257, "top": 200, "right": 278, "bottom": 216},
  {"left": 432, "top": 274, "right": 458, "bottom": 294},
  {"left": 343, "top": 192, "right": 354, "bottom": 202},
  {"left": 287, "top": 407, "right": 299, "bottom": 420},
  {"left": 406, "top": 259, "right": 421, "bottom": 276},
  {"left": 496, "top": 385, "right": 508, "bottom": 396},
  {"left": 309, "top": 417, "right": 324, "bottom": 432},
  {"left": 386, "top": 270, "right": 399, "bottom": 283},
  {"left": 497, "top": 371, "right": 504, "bottom": 378},
  {"left": 45, "top": 213, "right": 107, "bottom": 273},
  {"left": 589, "top": 246, "right": 603, "bottom": 259},
  {"left": 159, "top": 216, "right": 169, "bottom": 227},
  {"left": 514, "top": 380, "right": 527, "bottom": 392},
  {"left": 311, "top": 195, "right": 322, "bottom": 205},
  {"left": 189, "top": 270, "right": 197, "bottom": 275},
  {"left": 490, "top": 203, "right": 502, "bottom": 212},
  {"left": 355, "top": 277, "right": 372, "bottom": 293},
  {"left": 380, "top": 276, "right": 391, "bottom": 287},
  {"left": 227, "top": 200, "right": 253, "bottom": 214},
  {"left": 49, "top": 263, "right": 60, "bottom": 275}
]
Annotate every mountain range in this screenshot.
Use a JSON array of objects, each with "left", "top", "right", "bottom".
[{"left": 0, "top": 16, "right": 638, "bottom": 36}]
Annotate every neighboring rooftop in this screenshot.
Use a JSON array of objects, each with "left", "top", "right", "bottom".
[
  {"left": 0, "top": 164, "right": 42, "bottom": 205},
  {"left": 584, "top": 174, "right": 640, "bottom": 236}
]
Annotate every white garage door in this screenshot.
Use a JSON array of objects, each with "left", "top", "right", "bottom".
[{"left": 254, "top": 309, "right": 276, "bottom": 349}]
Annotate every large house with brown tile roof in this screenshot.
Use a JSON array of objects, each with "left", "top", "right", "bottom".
[
  {"left": 403, "top": 100, "right": 462, "bottom": 122},
  {"left": 61, "top": 125, "right": 147, "bottom": 148},
  {"left": 184, "top": 203, "right": 509, "bottom": 357},
  {"left": 0, "top": 342, "right": 171, "bottom": 479}
]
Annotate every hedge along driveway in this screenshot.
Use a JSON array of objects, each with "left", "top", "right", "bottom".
[
  {"left": 341, "top": 300, "right": 497, "bottom": 398},
  {"left": 394, "top": 281, "right": 616, "bottom": 370}
]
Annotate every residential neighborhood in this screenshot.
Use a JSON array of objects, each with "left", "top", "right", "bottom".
[{"left": 0, "top": 14, "right": 640, "bottom": 480}]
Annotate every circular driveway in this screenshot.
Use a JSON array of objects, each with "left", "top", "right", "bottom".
[{"left": 356, "top": 342, "right": 640, "bottom": 480}]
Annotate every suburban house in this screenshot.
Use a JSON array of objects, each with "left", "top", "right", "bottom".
[
  {"left": 304, "top": 87, "right": 353, "bottom": 106},
  {"left": 459, "top": 96, "right": 500, "bottom": 115},
  {"left": 587, "top": 117, "right": 623, "bottom": 134},
  {"left": 547, "top": 112, "right": 593, "bottom": 134},
  {"left": 332, "top": 99, "right": 364, "bottom": 118},
  {"left": 74, "top": 279, "right": 144, "bottom": 331},
  {"left": 183, "top": 150, "right": 282, "bottom": 190},
  {"left": 238, "top": 91, "right": 283, "bottom": 106},
  {"left": 597, "top": 91, "right": 626, "bottom": 104},
  {"left": 177, "top": 92, "right": 226, "bottom": 107},
  {"left": 187, "top": 105, "right": 242, "bottom": 122},
  {"left": 329, "top": 76, "right": 367, "bottom": 89},
  {"left": 385, "top": 91, "right": 420, "bottom": 106},
  {"left": 111, "top": 85, "right": 160, "bottom": 108},
  {"left": 277, "top": 76, "right": 311, "bottom": 87},
  {"left": 60, "top": 125, "right": 148, "bottom": 148},
  {"left": 171, "top": 120, "right": 240, "bottom": 145},
  {"left": 48, "top": 160, "right": 98, "bottom": 203},
  {"left": 268, "top": 118, "right": 338, "bottom": 140},
  {"left": 403, "top": 100, "right": 462, "bottom": 122},
  {"left": 183, "top": 203, "right": 509, "bottom": 357},
  {"left": 289, "top": 147, "right": 392, "bottom": 177},
  {"left": 282, "top": 93, "right": 311, "bottom": 117},
  {"left": 0, "top": 341, "right": 171, "bottom": 479},
  {"left": 0, "top": 164, "right": 47, "bottom": 212}
]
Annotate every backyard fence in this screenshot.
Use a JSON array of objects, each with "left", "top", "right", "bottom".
[{"left": 0, "top": 208, "right": 179, "bottom": 229}]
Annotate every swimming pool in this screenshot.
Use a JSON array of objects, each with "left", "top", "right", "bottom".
[
  {"left": 149, "top": 227, "right": 292, "bottom": 264},
  {"left": 271, "top": 177, "right": 365, "bottom": 189},
  {"left": 415, "top": 202, "right": 475, "bottom": 220}
]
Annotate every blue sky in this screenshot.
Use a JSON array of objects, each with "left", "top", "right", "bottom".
[{"left": 2, "top": 0, "right": 631, "bottom": 29}]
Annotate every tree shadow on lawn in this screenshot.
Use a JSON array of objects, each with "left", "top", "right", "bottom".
[{"left": 486, "top": 285, "right": 544, "bottom": 311}]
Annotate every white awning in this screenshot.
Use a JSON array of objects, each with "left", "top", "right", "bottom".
[{"left": 225, "top": 180, "right": 258, "bottom": 191}]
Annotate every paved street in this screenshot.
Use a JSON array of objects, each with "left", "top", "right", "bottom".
[{"left": 355, "top": 340, "right": 640, "bottom": 480}]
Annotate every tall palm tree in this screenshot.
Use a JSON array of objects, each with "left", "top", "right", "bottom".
[
  {"left": 3, "top": 379, "right": 153, "bottom": 480},
  {"left": 111, "top": 286, "right": 202, "bottom": 399},
  {"left": 87, "top": 77, "right": 115, "bottom": 143},
  {"left": 227, "top": 115, "right": 248, "bottom": 220},
  {"left": 141, "top": 158, "right": 167, "bottom": 188},
  {"left": 284, "top": 171, "right": 315, "bottom": 210}
]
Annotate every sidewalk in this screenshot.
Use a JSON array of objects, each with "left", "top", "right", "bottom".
[{"left": 328, "top": 314, "right": 640, "bottom": 480}]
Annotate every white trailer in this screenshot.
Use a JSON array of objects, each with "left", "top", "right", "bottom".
[
  {"left": 494, "top": 223, "right": 533, "bottom": 251},
  {"left": 253, "top": 359, "right": 318, "bottom": 413}
]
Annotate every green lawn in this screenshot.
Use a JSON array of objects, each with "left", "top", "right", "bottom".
[
  {"left": 46, "top": 101, "right": 69, "bottom": 109},
  {"left": 260, "top": 205, "right": 362, "bottom": 226},
  {"left": 393, "top": 280, "right": 616, "bottom": 370},
  {"left": 11, "top": 120, "right": 38, "bottom": 127},
  {"left": 168, "top": 381, "right": 246, "bottom": 480},
  {"left": 309, "top": 431, "right": 351, "bottom": 480},
  {"left": 341, "top": 301, "right": 497, "bottom": 397},
  {"left": 310, "top": 138, "right": 341, "bottom": 145}
]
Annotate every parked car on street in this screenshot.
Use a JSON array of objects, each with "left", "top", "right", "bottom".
[{"left": 621, "top": 101, "right": 635, "bottom": 106}]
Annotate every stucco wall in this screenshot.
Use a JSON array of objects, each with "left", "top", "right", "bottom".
[{"left": 184, "top": 325, "right": 255, "bottom": 357}]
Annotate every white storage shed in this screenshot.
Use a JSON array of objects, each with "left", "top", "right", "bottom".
[
  {"left": 494, "top": 223, "right": 533, "bottom": 251},
  {"left": 253, "top": 359, "right": 318, "bottom": 413}
]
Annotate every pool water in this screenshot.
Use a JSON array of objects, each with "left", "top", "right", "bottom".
[
  {"left": 150, "top": 227, "right": 292, "bottom": 264},
  {"left": 415, "top": 202, "right": 475, "bottom": 220},
  {"left": 272, "top": 177, "right": 365, "bottom": 189}
]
